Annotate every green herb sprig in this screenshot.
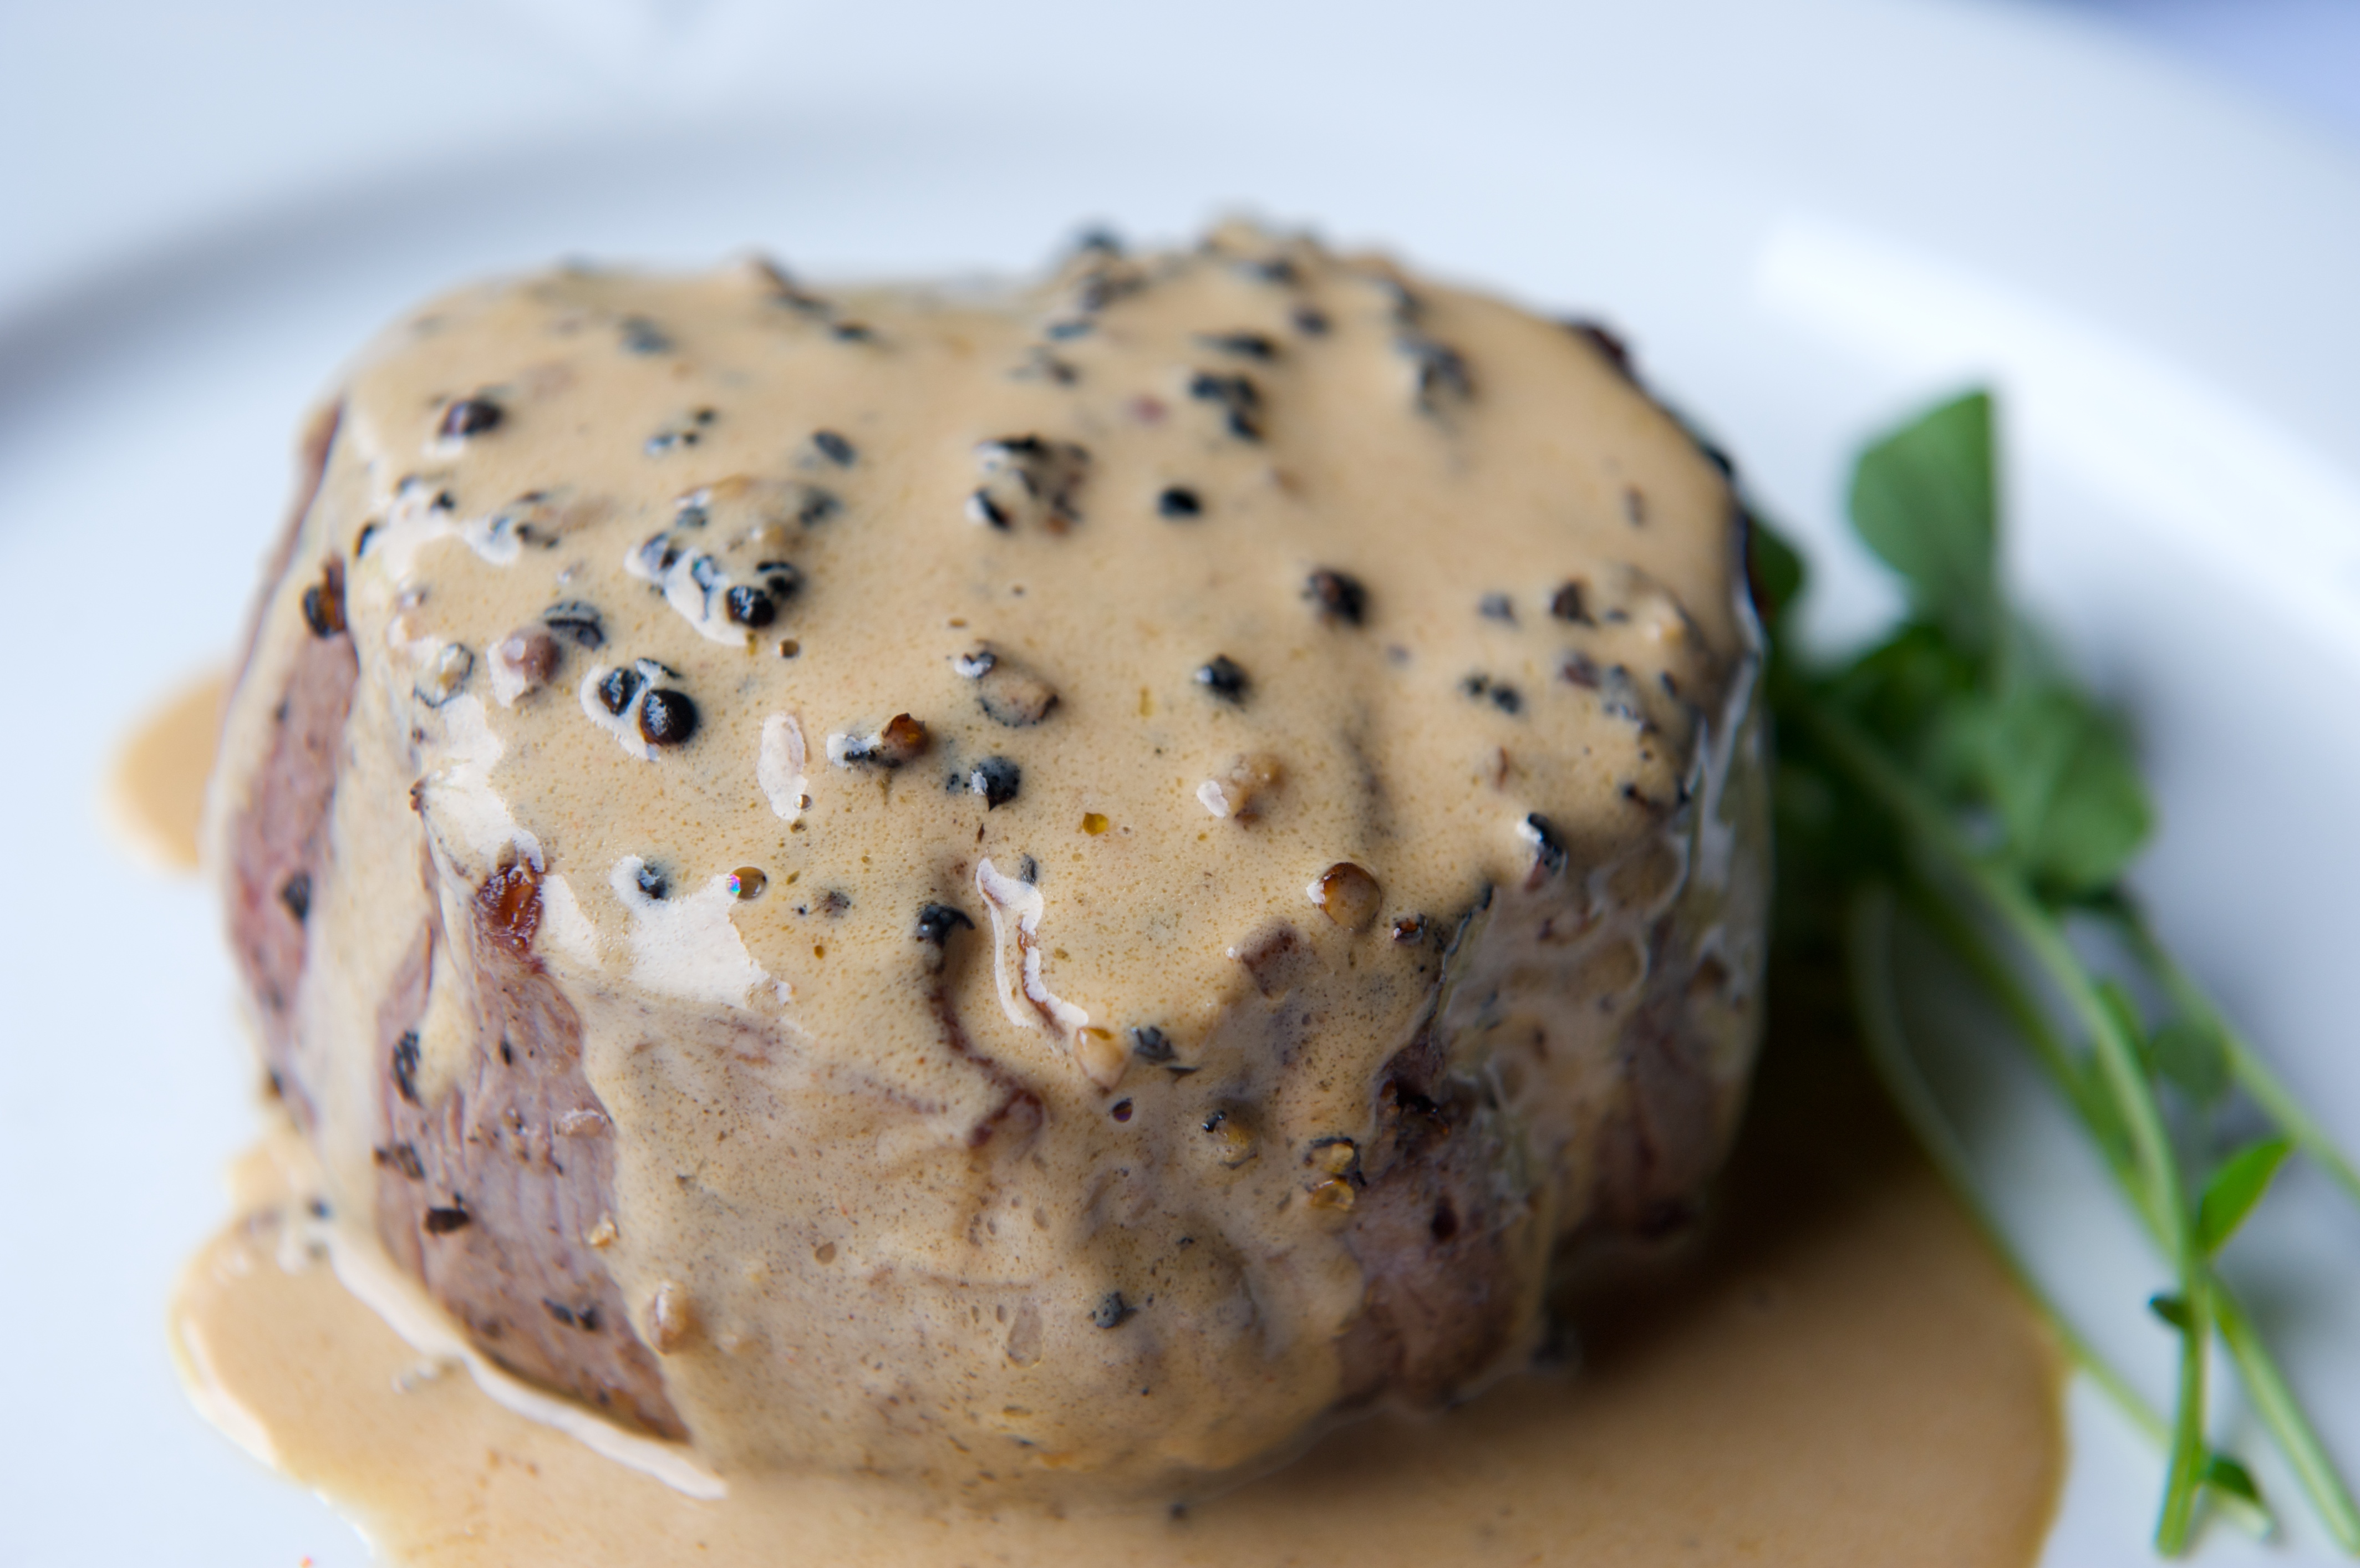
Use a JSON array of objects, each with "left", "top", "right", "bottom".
[{"left": 1759, "top": 390, "right": 2360, "bottom": 1554}]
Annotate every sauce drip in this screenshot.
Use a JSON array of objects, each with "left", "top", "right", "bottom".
[{"left": 103, "top": 668, "right": 225, "bottom": 870}]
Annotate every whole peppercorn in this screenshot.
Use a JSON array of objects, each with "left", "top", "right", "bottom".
[
  {"left": 1304, "top": 569, "right": 1368, "bottom": 627},
  {"left": 638, "top": 689, "right": 698, "bottom": 746},
  {"left": 1194, "top": 330, "right": 1278, "bottom": 360},
  {"left": 725, "top": 584, "right": 777, "bottom": 627},
  {"left": 438, "top": 396, "right": 503, "bottom": 440},
  {"left": 1194, "top": 655, "right": 1249, "bottom": 703},
  {"left": 543, "top": 601, "right": 606, "bottom": 648},
  {"left": 596, "top": 665, "right": 643, "bottom": 715}
]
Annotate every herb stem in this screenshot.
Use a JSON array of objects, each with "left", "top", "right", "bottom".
[
  {"left": 1898, "top": 882, "right": 2153, "bottom": 1223},
  {"left": 1906, "top": 871, "right": 2360, "bottom": 1553},
  {"left": 2110, "top": 900, "right": 2360, "bottom": 1213},
  {"left": 1792, "top": 693, "right": 2211, "bottom": 1549},
  {"left": 1844, "top": 885, "right": 2275, "bottom": 1539},
  {"left": 2215, "top": 1279, "right": 2360, "bottom": 1551}
]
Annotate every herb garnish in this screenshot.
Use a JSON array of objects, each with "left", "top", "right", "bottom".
[{"left": 1762, "top": 389, "right": 2360, "bottom": 1554}]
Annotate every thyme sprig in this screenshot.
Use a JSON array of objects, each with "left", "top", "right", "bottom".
[{"left": 1759, "top": 390, "right": 2360, "bottom": 1554}]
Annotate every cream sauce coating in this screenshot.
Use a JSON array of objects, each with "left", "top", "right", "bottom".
[{"left": 204, "top": 225, "right": 1766, "bottom": 1491}]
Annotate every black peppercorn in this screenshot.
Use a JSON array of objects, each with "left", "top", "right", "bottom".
[
  {"left": 796, "top": 486, "right": 841, "bottom": 527},
  {"left": 619, "top": 317, "right": 672, "bottom": 355},
  {"left": 638, "top": 689, "right": 698, "bottom": 746},
  {"left": 1195, "top": 330, "right": 1277, "bottom": 360},
  {"left": 725, "top": 585, "right": 777, "bottom": 627},
  {"left": 1520, "top": 813, "right": 1568, "bottom": 874},
  {"left": 438, "top": 397, "right": 502, "bottom": 440},
  {"left": 1188, "top": 371, "right": 1263, "bottom": 440},
  {"left": 1305, "top": 569, "right": 1368, "bottom": 627},
  {"left": 1195, "top": 655, "right": 1249, "bottom": 702},
  {"left": 1564, "top": 319, "right": 1632, "bottom": 378},
  {"left": 279, "top": 872, "right": 312, "bottom": 924},
  {"left": 968, "top": 756, "right": 1021, "bottom": 808},
  {"left": 810, "top": 429, "right": 856, "bottom": 466},
  {"left": 595, "top": 665, "right": 642, "bottom": 716},
  {"left": 391, "top": 1030, "right": 422, "bottom": 1106},
  {"left": 1157, "top": 485, "right": 1203, "bottom": 520},
  {"left": 543, "top": 602, "right": 606, "bottom": 648},
  {"left": 914, "top": 904, "right": 977, "bottom": 944}
]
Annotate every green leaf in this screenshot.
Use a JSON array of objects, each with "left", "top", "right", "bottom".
[
  {"left": 2198, "top": 1138, "right": 2293, "bottom": 1256},
  {"left": 1831, "top": 623, "right": 1982, "bottom": 757},
  {"left": 1747, "top": 512, "right": 1807, "bottom": 627},
  {"left": 2025, "top": 717, "right": 2152, "bottom": 897},
  {"left": 2204, "top": 1454, "right": 2265, "bottom": 1509},
  {"left": 2149, "top": 1292, "right": 2192, "bottom": 1332},
  {"left": 1947, "top": 683, "right": 2152, "bottom": 897},
  {"left": 2151, "top": 1015, "right": 2231, "bottom": 1106},
  {"left": 1848, "top": 389, "right": 2000, "bottom": 660}
]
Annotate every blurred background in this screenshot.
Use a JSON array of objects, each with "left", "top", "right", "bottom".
[
  {"left": 4, "top": 0, "right": 2358, "bottom": 308},
  {"left": 2042, "top": 0, "right": 2359, "bottom": 145}
]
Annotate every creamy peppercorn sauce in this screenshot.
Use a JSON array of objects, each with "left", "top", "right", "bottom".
[{"left": 204, "top": 226, "right": 1769, "bottom": 1495}]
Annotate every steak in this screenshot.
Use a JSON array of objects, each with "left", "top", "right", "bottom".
[{"left": 211, "top": 224, "right": 1767, "bottom": 1495}]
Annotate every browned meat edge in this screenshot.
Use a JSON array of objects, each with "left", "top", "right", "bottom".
[
  {"left": 221, "top": 422, "right": 685, "bottom": 1437},
  {"left": 372, "top": 862, "right": 686, "bottom": 1438}
]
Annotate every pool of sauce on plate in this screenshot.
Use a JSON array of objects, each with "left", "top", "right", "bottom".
[{"left": 103, "top": 668, "right": 226, "bottom": 869}]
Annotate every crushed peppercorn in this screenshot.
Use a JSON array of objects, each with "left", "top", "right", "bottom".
[
  {"left": 968, "top": 756, "right": 1021, "bottom": 808},
  {"left": 1304, "top": 568, "right": 1369, "bottom": 627}
]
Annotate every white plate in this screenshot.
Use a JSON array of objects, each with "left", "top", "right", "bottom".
[{"left": 3, "top": 1, "right": 2356, "bottom": 1562}]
